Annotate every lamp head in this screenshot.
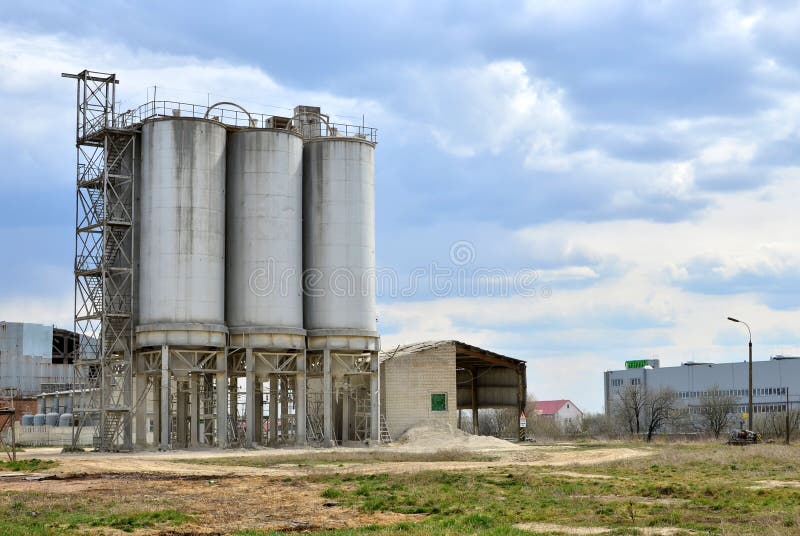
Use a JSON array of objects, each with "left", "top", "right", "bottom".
[{"left": 727, "top": 317, "right": 740, "bottom": 323}]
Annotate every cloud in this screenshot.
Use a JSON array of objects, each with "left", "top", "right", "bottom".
[
  {"left": 672, "top": 243, "right": 800, "bottom": 310},
  {"left": 0, "top": 26, "right": 391, "bottom": 189},
  {"left": 3, "top": 4, "right": 800, "bottom": 414},
  {"left": 0, "top": 293, "right": 73, "bottom": 330},
  {"left": 407, "top": 60, "right": 570, "bottom": 161}
]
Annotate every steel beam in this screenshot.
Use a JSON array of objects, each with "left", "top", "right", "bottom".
[
  {"left": 295, "top": 351, "right": 307, "bottom": 446},
  {"left": 245, "top": 348, "right": 255, "bottom": 448},
  {"left": 216, "top": 352, "right": 228, "bottom": 448},
  {"left": 159, "top": 345, "right": 170, "bottom": 450}
]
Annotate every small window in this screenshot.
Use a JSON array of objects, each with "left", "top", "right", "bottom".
[{"left": 431, "top": 393, "right": 447, "bottom": 412}]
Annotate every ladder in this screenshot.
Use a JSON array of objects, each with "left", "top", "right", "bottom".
[
  {"left": 96, "top": 411, "right": 122, "bottom": 449},
  {"left": 227, "top": 416, "right": 244, "bottom": 448},
  {"left": 379, "top": 414, "right": 392, "bottom": 444},
  {"left": 306, "top": 414, "right": 324, "bottom": 444}
]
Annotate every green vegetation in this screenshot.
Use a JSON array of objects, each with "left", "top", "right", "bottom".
[
  {"left": 3, "top": 442, "right": 800, "bottom": 535},
  {"left": 0, "top": 495, "right": 190, "bottom": 536},
  {"left": 172, "top": 448, "right": 495, "bottom": 468},
  {"left": 0, "top": 459, "right": 57, "bottom": 472},
  {"left": 237, "top": 443, "right": 800, "bottom": 535}
]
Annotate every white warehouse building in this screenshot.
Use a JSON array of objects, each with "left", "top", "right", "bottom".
[{"left": 604, "top": 357, "right": 800, "bottom": 419}]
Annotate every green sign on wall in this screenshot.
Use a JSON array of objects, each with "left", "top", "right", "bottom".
[
  {"left": 431, "top": 393, "right": 447, "bottom": 412},
  {"left": 625, "top": 359, "right": 649, "bottom": 369}
]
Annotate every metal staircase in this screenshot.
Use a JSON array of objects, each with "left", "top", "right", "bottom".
[
  {"left": 66, "top": 70, "right": 136, "bottom": 452},
  {"left": 379, "top": 415, "right": 392, "bottom": 444},
  {"left": 306, "top": 414, "right": 324, "bottom": 444}
]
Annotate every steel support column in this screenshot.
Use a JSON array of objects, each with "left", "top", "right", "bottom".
[
  {"left": 323, "top": 348, "right": 332, "bottom": 445},
  {"left": 159, "top": 344, "right": 170, "bottom": 450},
  {"left": 370, "top": 353, "right": 380, "bottom": 441},
  {"left": 269, "top": 375, "right": 278, "bottom": 446},
  {"left": 245, "top": 348, "right": 255, "bottom": 448},
  {"left": 134, "top": 368, "right": 147, "bottom": 447},
  {"left": 216, "top": 352, "right": 228, "bottom": 448},
  {"left": 295, "top": 351, "right": 307, "bottom": 446},
  {"left": 471, "top": 370, "right": 479, "bottom": 434},
  {"left": 189, "top": 375, "right": 199, "bottom": 447}
]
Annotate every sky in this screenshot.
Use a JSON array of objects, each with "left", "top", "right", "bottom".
[{"left": 1, "top": 1, "right": 799, "bottom": 413}]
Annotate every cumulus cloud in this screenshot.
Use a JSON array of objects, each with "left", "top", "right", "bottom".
[
  {"left": 406, "top": 60, "right": 570, "bottom": 160},
  {"left": 3, "top": 2, "right": 800, "bottom": 413},
  {"left": 0, "top": 27, "right": 390, "bottom": 187}
]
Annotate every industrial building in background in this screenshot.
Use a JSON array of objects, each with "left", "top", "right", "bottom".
[
  {"left": 63, "top": 70, "right": 380, "bottom": 450},
  {"left": 0, "top": 322, "right": 78, "bottom": 417},
  {"left": 604, "top": 357, "right": 800, "bottom": 420}
]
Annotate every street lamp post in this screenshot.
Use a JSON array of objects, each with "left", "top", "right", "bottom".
[{"left": 727, "top": 316, "right": 753, "bottom": 430}]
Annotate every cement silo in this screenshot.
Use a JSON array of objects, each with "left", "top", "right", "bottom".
[
  {"left": 303, "top": 138, "right": 377, "bottom": 334},
  {"left": 134, "top": 117, "right": 228, "bottom": 452},
  {"left": 225, "top": 128, "right": 305, "bottom": 347},
  {"left": 136, "top": 118, "right": 227, "bottom": 347},
  {"left": 226, "top": 127, "right": 307, "bottom": 447},
  {"left": 302, "top": 126, "right": 380, "bottom": 447},
  {"left": 65, "top": 70, "right": 382, "bottom": 451}
]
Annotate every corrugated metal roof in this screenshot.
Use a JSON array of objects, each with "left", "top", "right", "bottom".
[{"left": 379, "top": 340, "right": 525, "bottom": 368}]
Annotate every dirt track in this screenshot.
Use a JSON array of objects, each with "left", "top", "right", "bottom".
[
  {"left": 1, "top": 444, "right": 653, "bottom": 534},
  {"left": 12, "top": 444, "right": 653, "bottom": 479}
]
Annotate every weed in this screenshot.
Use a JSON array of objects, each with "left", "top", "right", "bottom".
[{"left": 0, "top": 459, "right": 57, "bottom": 472}]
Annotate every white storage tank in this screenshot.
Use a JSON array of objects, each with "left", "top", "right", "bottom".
[
  {"left": 136, "top": 118, "right": 228, "bottom": 347},
  {"left": 226, "top": 128, "right": 305, "bottom": 348},
  {"left": 303, "top": 138, "right": 377, "bottom": 333}
]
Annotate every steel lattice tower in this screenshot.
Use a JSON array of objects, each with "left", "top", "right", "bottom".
[{"left": 64, "top": 71, "right": 135, "bottom": 451}]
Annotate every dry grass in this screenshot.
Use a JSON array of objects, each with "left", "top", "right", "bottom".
[
  {"left": 170, "top": 448, "right": 496, "bottom": 468},
  {"left": 1, "top": 440, "right": 799, "bottom": 535}
]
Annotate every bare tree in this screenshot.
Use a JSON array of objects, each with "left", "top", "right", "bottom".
[
  {"left": 478, "top": 408, "right": 518, "bottom": 437},
  {"left": 613, "top": 385, "right": 647, "bottom": 436},
  {"left": 756, "top": 410, "right": 800, "bottom": 441},
  {"left": 698, "top": 386, "right": 737, "bottom": 439},
  {"left": 644, "top": 388, "right": 677, "bottom": 442},
  {"left": 580, "top": 412, "right": 615, "bottom": 439},
  {"left": 613, "top": 385, "right": 677, "bottom": 441}
]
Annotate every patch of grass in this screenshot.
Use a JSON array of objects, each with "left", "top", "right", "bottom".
[
  {"left": 0, "top": 492, "right": 191, "bottom": 535},
  {"left": 291, "top": 442, "right": 800, "bottom": 535},
  {"left": 0, "top": 459, "right": 57, "bottom": 472},
  {"left": 322, "top": 487, "right": 345, "bottom": 499}
]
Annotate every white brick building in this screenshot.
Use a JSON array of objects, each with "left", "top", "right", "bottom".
[{"left": 380, "top": 340, "right": 526, "bottom": 440}]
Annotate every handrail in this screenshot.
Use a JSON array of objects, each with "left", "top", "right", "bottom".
[
  {"left": 99, "top": 100, "right": 377, "bottom": 143},
  {"left": 204, "top": 101, "right": 253, "bottom": 124}
]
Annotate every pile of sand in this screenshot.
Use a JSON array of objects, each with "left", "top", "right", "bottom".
[{"left": 395, "top": 423, "right": 521, "bottom": 451}]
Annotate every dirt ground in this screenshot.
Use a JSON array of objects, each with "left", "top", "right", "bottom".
[
  {"left": 1, "top": 443, "right": 654, "bottom": 534},
  {"left": 9, "top": 443, "right": 651, "bottom": 479}
]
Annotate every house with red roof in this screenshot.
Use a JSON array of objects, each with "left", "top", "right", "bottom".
[{"left": 528, "top": 399, "right": 583, "bottom": 431}]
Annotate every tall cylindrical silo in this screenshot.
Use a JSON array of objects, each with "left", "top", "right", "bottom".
[
  {"left": 303, "top": 138, "right": 377, "bottom": 339},
  {"left": 136, "top": 118, "right": 227, "bottom": 347},
  {"left": 226, "top": 128, "right": 305, "bottom": 349}
]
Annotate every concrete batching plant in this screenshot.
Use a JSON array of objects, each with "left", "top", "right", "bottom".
[{"left": 63, "top": 70, "right": 379, "bottom": 450}]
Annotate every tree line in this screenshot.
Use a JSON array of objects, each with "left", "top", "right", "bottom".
[{"left": 461, "top": 388, "right": 800, "bottom": 442}]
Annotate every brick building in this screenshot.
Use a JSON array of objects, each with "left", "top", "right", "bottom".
[{"left": 380, "top": 340, "right": 526, "bottom": 440}]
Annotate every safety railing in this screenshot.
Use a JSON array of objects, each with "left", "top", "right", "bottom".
[{"left": 99, "top": 100, "right": 378, "bottom": 142}]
